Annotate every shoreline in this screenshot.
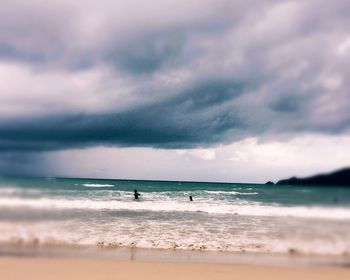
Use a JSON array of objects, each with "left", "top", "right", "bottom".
[
  {"left": 1, "top": 257, "right": 350, "bottom": 280},
  {"left": 1, "top": 243, "right": 350, "bottom": 268}
]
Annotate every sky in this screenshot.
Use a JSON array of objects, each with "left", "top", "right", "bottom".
[{"left": 1, "top": 0, "right": 350, "bottom": 183}]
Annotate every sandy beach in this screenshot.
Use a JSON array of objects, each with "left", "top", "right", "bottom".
[{"left": 0, "top": 257, "right": 349, "bottom": 280}]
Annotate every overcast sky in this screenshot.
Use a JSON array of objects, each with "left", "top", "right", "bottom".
[{"left": 1, "top": 0, "right": 350, "bottom": 183}]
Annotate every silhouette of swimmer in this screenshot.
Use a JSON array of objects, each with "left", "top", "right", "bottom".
[
  {"left": 189, "top": 195, "right": 193, "bottom": 201},
  {"left": 134, "top": 189, "right": 140, "bottom": 200}
]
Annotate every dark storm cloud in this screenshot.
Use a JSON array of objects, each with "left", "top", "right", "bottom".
[
  {"left": 1, "top": 0, "right": 350, "bottom": 157},
  {"left": 0, "top": 79, "right": 247, "bottom": 151},
  {"left": 0, "top": 151, "right": 52, "bottom": 176}
]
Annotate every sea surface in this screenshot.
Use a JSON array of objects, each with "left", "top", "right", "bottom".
[{"left": 0, "top": 177, "right": 350, "bottom": 256}]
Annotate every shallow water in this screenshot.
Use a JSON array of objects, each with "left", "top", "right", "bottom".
[{"left": 0, "top": 177, "right": 350, "bottom": 255}]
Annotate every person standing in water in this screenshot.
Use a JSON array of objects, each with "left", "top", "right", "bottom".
[
  {"left": 189, "top": 195, "right": 193, "bottom": 201},
  {"left": 134, "top": 189, "right": 140, "bottom": 200}
]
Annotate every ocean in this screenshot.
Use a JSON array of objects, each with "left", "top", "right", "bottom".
[{"left": 0, "top": 176, "right": 350, "bottom": 256}]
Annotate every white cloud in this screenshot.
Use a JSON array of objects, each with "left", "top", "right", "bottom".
[
  {"left": 32, "top": 134, "right": 350, "bottom": 183},
  {"left": 336, "top": 38, "right": 350, "bottom": 55},
  {"left": 177, "top": 148, "right": 217, "bottom": 160}
]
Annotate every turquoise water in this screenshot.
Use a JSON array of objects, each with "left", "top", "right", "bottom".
[{"left": 0, "top": 176, "right": 350, "bottom": 255}]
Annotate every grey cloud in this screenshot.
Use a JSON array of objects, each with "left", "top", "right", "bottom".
[
  {"left": 0, "top": 1, "right": 236, "bottom": 71},
  {"left": 269, "top": 95, "right": 306, "bottom": 113},
  {"left": 110, "top": 33, "right": 185, "bottom": 75},
  {"left": 0, "top": 43, "right": 42, "bottom": 62},
  {"left": 0, "top": 0, "right": 350, "bottom": 157}
]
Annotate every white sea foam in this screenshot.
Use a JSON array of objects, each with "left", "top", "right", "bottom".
[
  {"left": 0, "top": 188, "right": 23, "bottom": 195},
  {"left": 82, "top": 184, "right": 114, "bottom": 188},
  {"left": 204, "top": 190, "right": 258, "bottom": 195},
  {"left": 0, "top": 187, "right": 41, "bottom": 196},
  {"left": 0, "top": 219, "right": 349, "bottom": 256},
  {"left": 0, "top": 197, "right": 350, "bottom": 220}
]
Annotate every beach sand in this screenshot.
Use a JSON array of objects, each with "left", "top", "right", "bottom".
[{"left": 0, "top": 257, "right": 349, "bottom": 280}]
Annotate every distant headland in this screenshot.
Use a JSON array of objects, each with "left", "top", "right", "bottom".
[{"left": 269, "top": 167, "right": 350, "bottom": 187}]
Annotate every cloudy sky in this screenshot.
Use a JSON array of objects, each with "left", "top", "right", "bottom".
[{"left": 1, "top": 0, "right": 350, "bottom": 183}]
